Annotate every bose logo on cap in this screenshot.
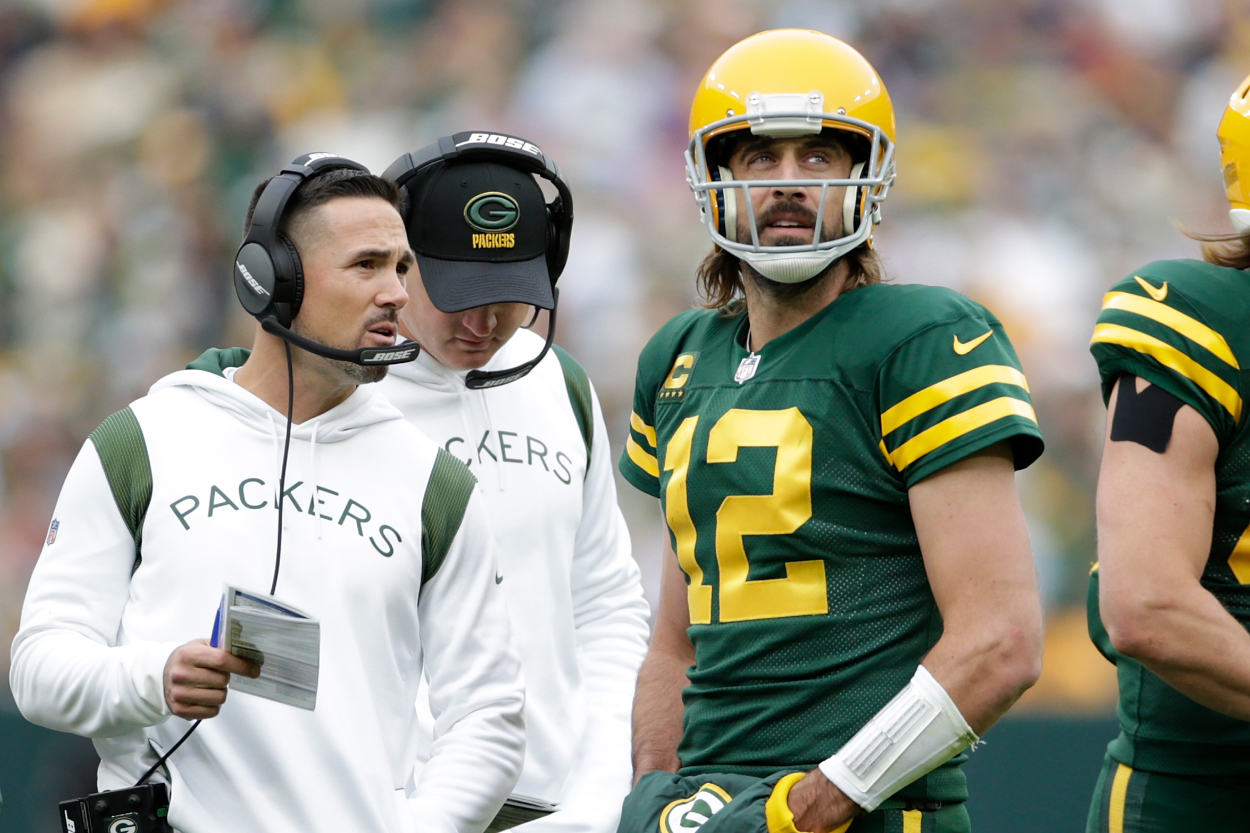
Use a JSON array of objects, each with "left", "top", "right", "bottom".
[
  {"left": 236, "top": 262, "right": 270, "bottom": 296},
  {"left": 460, "top": 133, "right": 542, "bottom": 155}
]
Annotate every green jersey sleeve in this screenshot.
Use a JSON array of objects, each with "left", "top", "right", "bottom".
[
  {"left": 876, "top": 309, "right": 1043, "bottom": 487},
  {"left": 1090, "top": 269, "right": 1243, "bottom": 444},
  {"left": 619, "top": 322, "right": 681, "bottom": 497}
]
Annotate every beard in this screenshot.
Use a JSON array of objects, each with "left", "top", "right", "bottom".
[
  {"left": 734, "top": 198, "right": 845, "bottom": 298},
  {"left": 291, "top": 315, "right": 394, "bottom": 385}
]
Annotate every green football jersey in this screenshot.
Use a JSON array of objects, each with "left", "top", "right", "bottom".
[
  {"left": 1088, "top": 258, "right": 1250, "bottom": 777},
  {"left": 620, "top": 283, "right": 1044, "bottom": 804}
]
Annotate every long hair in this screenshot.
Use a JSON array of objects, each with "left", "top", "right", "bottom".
[
  {"left": 1186, "top": 227, "right": 1250, "bottom": 270},
  {"left": 695, "top": 244, "right": 885, "bottom": 311}
]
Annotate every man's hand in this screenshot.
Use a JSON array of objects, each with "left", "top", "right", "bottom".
[
  {"left": 163, "top": 638, "right": 259, "bottom": 719},
  {"left": 786, "top": 769, "right": 858, "bottom": 833}
]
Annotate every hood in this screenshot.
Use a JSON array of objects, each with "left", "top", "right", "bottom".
[
  {"left": 152, "top": 347, "right": 405, "bottom": 443},
  {"left": 384, "top": 330, "right": 545, "bottom": 392}
]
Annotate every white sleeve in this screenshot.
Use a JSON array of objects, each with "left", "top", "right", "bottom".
[
  {"left": 525, "top": 387, "right": 650, "bottom": 833},
  {"left": 409, "top": 490, "right": 526, "bottom": 833},
  {"left": 9, "top": 440, "right": 177, "bottom": 738}
]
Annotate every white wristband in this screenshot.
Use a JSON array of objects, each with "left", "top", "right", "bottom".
[{"left": 817, "top": 665, "right": 977, "bottom": 813}]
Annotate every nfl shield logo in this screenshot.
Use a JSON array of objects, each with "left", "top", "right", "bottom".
[
  {"left": 46, "top": 519, "right": 59, "bottom": 546},
  {"left": 734, "top": 354, "right": 761, "bottom": 384}
]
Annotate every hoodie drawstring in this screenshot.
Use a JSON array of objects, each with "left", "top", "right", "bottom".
[
  {"left": 478, "top": 387, "right": 503, "bottom": 492},
  {"left": 309, "top": 420, "right": 321, "bottom": 538},
  {"left": 266, "top": 412, "right": 284, "bottom": 526}
]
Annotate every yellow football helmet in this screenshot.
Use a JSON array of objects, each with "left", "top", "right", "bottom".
[
  {"left": 685, "top": 29, "right": 897, "bottom": 283},
  {"left": 1218, "top": 72, "right": 1250, "bottom": 232}
]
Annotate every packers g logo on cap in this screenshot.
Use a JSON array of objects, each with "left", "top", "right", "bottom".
[
  {"left": 465, "top": 192, "right": 519, "bottom": 230},
  {"left": 465, "top": 191, "right": 519, "bottom": 249}
]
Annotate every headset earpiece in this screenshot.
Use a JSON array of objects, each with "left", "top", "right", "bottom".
[
  {"left": 546, "top": 193, "right": 571, "bottom": 281},
  {"left": 276, "top": 234, "right": 304, "bottom": 327},
  {"left": 234, "top": 240, "right": 277, "bottom": 318},
  {"left": 843, "top": 161, "right": 867, "bottom": 236}
]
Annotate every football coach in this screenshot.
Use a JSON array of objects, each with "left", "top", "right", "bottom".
[
  {"left": 378, "top": 132, "right": 650, "bottom": 833},
  {"left": 10, "top": 154, "right": 525, "bottom": 833}
]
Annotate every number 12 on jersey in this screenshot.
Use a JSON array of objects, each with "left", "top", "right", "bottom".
[{"left": 664, "top": 408, "right": 828, "bottom": 624}]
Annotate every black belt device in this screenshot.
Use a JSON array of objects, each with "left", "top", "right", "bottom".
[{"left": 59, "top": 783, "right": 171, "bottom": 833}]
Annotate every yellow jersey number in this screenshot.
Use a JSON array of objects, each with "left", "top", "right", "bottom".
[
  {"left": 663, "top": 408, "right": 828, "bottom": 623},
  {"left": 1229, "top": 523, "right": 1250, "bottom": 583}
]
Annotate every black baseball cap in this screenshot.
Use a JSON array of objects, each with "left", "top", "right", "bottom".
[{"left": 404, "top": 159, "right": 554, "bottom": 313}]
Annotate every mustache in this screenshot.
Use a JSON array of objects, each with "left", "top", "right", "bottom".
[
  {"left": 363, "top": 310, "right": 400, "bottom": 330},
  {"left": 758, "top": 201, "right": 818, "bottom": 227}
]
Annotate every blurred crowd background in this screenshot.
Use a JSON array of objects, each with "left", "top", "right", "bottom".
[{"left": 2, "top": 0, "right": 1248, "bottom": 727}]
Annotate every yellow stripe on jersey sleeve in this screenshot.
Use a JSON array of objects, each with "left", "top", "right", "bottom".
[
  {"left": 625, "top": 435, "right": 660, "bottom": 477},
  {"left": 885, "top": 397, "right": 1038, "bottom": 471},
  {"left": 1090, "top": 323, "right": 1243, "bottom": 422},
  {"left": 880, "top": 365, "right": 1031, "bottom": 437},
  {"left": 630, "top": 411, "right": 657, "bottom": 448},
  {"left": 1101, "top": 292, "right": 1239, "bottom": 369}
]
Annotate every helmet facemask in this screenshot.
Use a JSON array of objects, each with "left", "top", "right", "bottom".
[{"left": 686, "top": 92, "right": 896, "bottom": 285}]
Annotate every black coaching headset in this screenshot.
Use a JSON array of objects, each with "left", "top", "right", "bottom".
[
  {"left": 382, "top": 132, "right": 574, "bottom": 389},
  {"left": 233, "top": 152, "right": 420, "bottom": 366}
]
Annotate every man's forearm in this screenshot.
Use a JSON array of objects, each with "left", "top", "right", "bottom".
[
  {"left": 11, "top": 629, "right": 177, "bottom": 736},
  {"left": 919, "top": 613, "right": 1041, "bottom": 735},
  {"left": 1106, "top": 578, "right": 1250, "bottom": 721},
  {"left": 630, "top": 647, "right": 688, "bottom": 782}
]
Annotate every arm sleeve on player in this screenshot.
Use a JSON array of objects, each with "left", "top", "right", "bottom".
[
  {"left": 533, "top": 384, "right": 650, "bottom": 833},
  {"left": 619, "top": 337, "right": 667, "bottom": 498},
  {"left": 875, "top": 313, "right": 1044, "bottom": 487},
  {"left": 1090, "top": 273, "right": 1242, "bottom": 445},
  {"left": 9, "top": 440, "right": 177, "bottom": 737},
  {"left": 410, "top": 491, "right": 526, "bottom": 833}
]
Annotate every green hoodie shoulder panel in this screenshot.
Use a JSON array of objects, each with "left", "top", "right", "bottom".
[
  {"left": 552, "top": 344, "right": 594, "bottom": 459},
  {"left": 421, "top": 447, "right": 479, "bottom": 587},
  {"left": 89, "top": 407, "right": 152, "bottom": 571}
]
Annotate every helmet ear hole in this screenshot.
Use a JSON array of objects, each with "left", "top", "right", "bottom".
[
  {"left": 717, "top": 166, "right": 739, "bottom": 243},
  {"left": 843, "top": 161, "right": 867, "bottom": 236}
]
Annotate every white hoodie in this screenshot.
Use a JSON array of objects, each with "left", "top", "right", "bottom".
[
  {"left": 10, "top": 352, "right": 525, "bottom": 833},
  {"left": 377, "top": 330, "right": 649, "bottom": 833}
]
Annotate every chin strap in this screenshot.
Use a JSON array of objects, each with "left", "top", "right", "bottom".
[
  {"left": 736, "top": 247, "right": 852, "bottom": 284},
  {"left": 464, "top": 288, "right": 559, "bottom": 390}
]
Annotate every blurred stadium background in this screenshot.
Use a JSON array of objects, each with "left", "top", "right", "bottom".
[{"left": 1, "top": 0, "right": 1245, "bottom": 829}]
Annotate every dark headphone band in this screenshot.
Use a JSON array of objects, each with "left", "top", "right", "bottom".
[{"left": 244, "top": 156, "right": 371, "bottom": 252}]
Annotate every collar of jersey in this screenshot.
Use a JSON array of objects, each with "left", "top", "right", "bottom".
[{"left": 731, "top": 291, "right": 846, "bottom": 365}]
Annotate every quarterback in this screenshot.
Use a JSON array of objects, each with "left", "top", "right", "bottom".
[
  {"left": 1085, "top": 75, "right": 1250, "bottom": 829},
  {"left": 618, "top": 31, "right": 1045, "bottom": 833}
]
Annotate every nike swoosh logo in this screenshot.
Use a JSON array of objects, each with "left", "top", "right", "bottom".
[
  {"left": 495, "top": 573, "right": 503, "bottom": 584},
  {"left": 953, "top": 330, "right": 993, "bottom": 355},
  {"left": 1134, "top": 275, "right": 1168, "bottom": 302}
]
